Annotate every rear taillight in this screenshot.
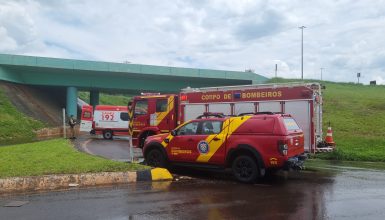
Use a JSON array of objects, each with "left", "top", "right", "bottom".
[{"left": 278, "top": 140, "right": 288, "bottom": 156}]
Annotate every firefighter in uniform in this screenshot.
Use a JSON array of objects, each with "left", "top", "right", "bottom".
[{"left": 68, "top": 115, "right": 77, "bottom": 139}]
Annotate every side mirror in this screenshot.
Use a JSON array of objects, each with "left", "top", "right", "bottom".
[{"left": 171, "top": 130, "right": 177, "bottom": 136}]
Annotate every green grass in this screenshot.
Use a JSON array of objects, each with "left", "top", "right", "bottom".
[
  {"left": 79, "top": 92, "right": 132, "bottom": 106},
  {"left": 305, "top": 158, "right": 385, "bottom": 171},
  {"left": 268, "top": 78, "right": 385, "bottom": 162},
  {"left": 0, "top": 139, "right": 148, "bottom": 178},
  {"left": 0, "top": 89, "right": 45, "bottom": 145}
]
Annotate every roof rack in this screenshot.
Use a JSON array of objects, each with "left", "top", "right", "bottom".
[
  {"left": 181, "top": 82, "right": 321, "bottom": 93},
  {"left": 238, "top": 112, "right": 275, "bottom": 116},
  {"left": 196, "top": 112, "right": 225, "bottom": 119}
]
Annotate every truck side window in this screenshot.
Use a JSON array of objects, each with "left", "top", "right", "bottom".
[
  {"left": 156, "top": 99, "right": 168, "bottom": 112},
  {"left": 135, "top": 100, "right": 148, "bottom": 116},
  {"left": 283, "top": 118, "right": 300, "bottom": 130},
  {"left": 177, "top": 122, "right": 199, "bottom": 135},
  {"left": 120, "top": 112, "right": 129, "bottom": 121},
  {"left": 202, "top": 121, "right": 222, "bottom": 134}
]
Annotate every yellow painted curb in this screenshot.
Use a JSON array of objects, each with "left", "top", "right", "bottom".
[{"left": 150, "top": 168, "right": 173, "bottom": 181}]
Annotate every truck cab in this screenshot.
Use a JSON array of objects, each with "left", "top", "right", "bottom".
[
  {"left": 129, "top": 94, "right": 177, "bottom": 147},
  {"left": 143, "top": 112, "right": 306, "bottom": 183}
]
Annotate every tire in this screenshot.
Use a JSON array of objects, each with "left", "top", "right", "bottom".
[
  {"left": 232, "top": 155, "right": 258, "bottom": 183},
  {"left": 103, "top": 130, "right": 113, "bottom": 140},
  {"left": 146, "top": 148, "right": 166, "bottom": 168}
]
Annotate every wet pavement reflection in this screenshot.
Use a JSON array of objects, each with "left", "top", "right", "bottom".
[{"left": 1, "top": 162, "right": 385, "bottom": 220}]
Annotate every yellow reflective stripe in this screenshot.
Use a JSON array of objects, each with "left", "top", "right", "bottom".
[
  {"left": 196, "top": 116, "right": 251, "bottom": 162},
  {"left": 128, "top": 106, "right": 134, "bottom": 136},
  {"left": 161, "top": 134, "right": 174, "bottom": 148},
  {"left": 155, "top": 96, "right": 175, "bottom": 126}
]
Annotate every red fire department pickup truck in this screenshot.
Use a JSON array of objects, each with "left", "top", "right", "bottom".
[{"left": 143, "top": 112, "right": 305, "bottom": 183}]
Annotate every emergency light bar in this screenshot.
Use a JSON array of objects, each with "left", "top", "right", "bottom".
[{"left": 180, "top": 95, "right": 188, "bottom": 101}]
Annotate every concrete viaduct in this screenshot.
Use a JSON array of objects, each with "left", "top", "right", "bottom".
[{"left": 0, "top": 54, "right": 268, "bottom": 117}]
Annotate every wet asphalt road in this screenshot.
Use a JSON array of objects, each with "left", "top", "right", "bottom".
[
  {"left": 1, "top": 163, "right": 385, "bottom": 220},
  {"left": 74, "top": 134, "right": 143, "bottom": 162}
]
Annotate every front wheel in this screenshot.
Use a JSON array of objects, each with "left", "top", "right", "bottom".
[
  {"left": 232, "top": 155, "right": 258, "bottom": 183},
  {"left": 146, "top": 149, "right": 166, "bottom": 168}
]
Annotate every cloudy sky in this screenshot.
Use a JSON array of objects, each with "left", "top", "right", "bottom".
[{"left": 0, "top": 0, "right": 384, "bottom": 84}]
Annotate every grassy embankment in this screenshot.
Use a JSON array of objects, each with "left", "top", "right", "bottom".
[
  {"left": 0, "top": 139, "right": 147, "bottom": 178},
  {"left": 0, "top": 89, "right": 45, "bottom": 145},
  {"left": 268, "top": 78, "right": 385, "bottom": 162}
]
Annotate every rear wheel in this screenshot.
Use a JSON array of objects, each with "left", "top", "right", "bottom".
[
  {"left": 232, "top": 155, "right": 258, "bottom": 183},
  {"left": 103, "top": 130, "right": 113, "bottom": 140},
  {"left": 146, "top": 148, "right": 166, "bottom": 167}
]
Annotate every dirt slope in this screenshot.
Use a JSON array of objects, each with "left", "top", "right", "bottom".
[{"left": 0, "top": 82, "right": 66, "bottom": 127}]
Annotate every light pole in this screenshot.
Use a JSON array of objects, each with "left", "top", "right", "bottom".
[
  {"left": 275, "top": 64, "right": 278, "bottom": 78},
  {"left": 299, "top": 26, "right": 306, "bottom": 80},
  {"left": 320, "top": 67, "right": 324, "bottom": 81}
]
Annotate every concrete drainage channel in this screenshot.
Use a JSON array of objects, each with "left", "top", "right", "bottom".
[{"left": 0, "top": 168, "right": 173, "bottom": 194}]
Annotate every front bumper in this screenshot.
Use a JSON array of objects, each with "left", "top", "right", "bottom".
[{"left": 284, "top": 154, "right": 307, "bottom": 171}]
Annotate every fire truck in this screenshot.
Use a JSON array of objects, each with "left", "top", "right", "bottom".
[
  {"left": 129, "top": 82, "right": 323, "bottom": 153},
  {"left": 80, "top": 105, "right": 129, "bottom": 139}
]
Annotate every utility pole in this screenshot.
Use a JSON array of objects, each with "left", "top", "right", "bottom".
[
  {"left": 320, "top": 68, "right": 324, "bottom": 81},
  {"left": 275, "top": 64, "right": 278, "bottom": 78},
  {"left": 299, "top": 26, "right": 306, "bottom": 80}
]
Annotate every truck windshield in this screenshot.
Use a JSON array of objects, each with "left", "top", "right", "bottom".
[{"left": 283, "top": 118, "right": 300, "bottom": 130}]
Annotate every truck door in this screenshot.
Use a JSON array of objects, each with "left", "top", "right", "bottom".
[
  {"left": 152, "top": 96, "right": 176, "bottom": 132},
  {"left": 195, "top": 120, "right": 227, "bottom": 164},
  {"left": 80, "top": 105, "right": 93, "bottom": 132},
  {"left": 133, "top": 99, "right": 149, "bottom": 136},
  {"left": 167, "top": 120, "right": 226, "bottom": 164},
  {"left": 167, "top": 121, "right": 202, "bottom": 162}
]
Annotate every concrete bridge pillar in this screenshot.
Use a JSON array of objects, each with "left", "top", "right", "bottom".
[
  {"left": 66, "top": 86, "right": 78, "bottom": 117},
  {"left": 90, "top": 90, "right": 99, "bottom": 107}
]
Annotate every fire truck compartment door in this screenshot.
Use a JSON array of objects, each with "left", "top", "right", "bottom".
[
  {"left": 284, "top": 101, "right": 311, "bottom": 152},
  {"left": 208, "top": 103, "right": 231, "bottom": 115},
  {"left": 258, "top": 102, "right": 281, "bottom": 112},
  {"left": 234, "top": 103, "right": 255, "bottom": 115},
  {"left": 184, "top": 104, "right": 206, "bottom": 121}
]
